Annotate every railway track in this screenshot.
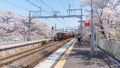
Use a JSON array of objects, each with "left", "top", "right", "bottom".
[
  {"left": 25, "top": 40, "right": 70, "bottom": 68},
  {"left": 0, "top": 38, "right": 72, "bottom": 68},
  {"left": 0, "top": 42, "right": 58, "bottom": 67}
]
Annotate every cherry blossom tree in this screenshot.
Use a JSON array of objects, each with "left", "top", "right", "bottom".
[
  {"left": 83, "top": 0, "right": 120, "bottom": 39},
  {"left": 0, "top": 10, "right": 50, "bottom": 41}
]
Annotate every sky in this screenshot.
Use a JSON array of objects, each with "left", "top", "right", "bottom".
[{"left": 0, "top": 0, "right": 88, "bottom": 30}]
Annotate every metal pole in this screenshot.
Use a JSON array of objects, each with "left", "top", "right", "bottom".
[
  {"left": 27, "top": 11, "right": 32, "bottom": 41},
  {"left": 90, "top": 0, "right": 95, "bottom": 56},
  {"left": 39, "top": 6, "right": 41, "bottom": 16},
  {"left": 69, "top": 4, "right": 71, "bottom": 15},
  {"left": 80, "top": 9, "right": 83, "bottom": 37}
]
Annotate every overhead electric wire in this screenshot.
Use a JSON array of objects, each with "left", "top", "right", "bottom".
[
  {"left": 62, "top": 19, "right": 71, "bottom": 29},
  {"left": 71, "top": 0, "right": 74, "bottom": 9},
  {"left": 38, "top": 0, "right": 67, "bottom": 28},
  {"left": 26, "top": 0, "right": 41, "bottom": 9},
  {"left": 59, "top": 0, "right": 66, "bottom": 10},
  {"left": 35, "top": 0, "right": 50, "bottom": 10},
  {"left": 59, "top": 0, "right": 71, "bottom": 26},
  {"left": 27, "top": 0, "right": 67, "bottom": 29},
  {"left": 26, "top": 0, "right": 50, "bottom": 14},
  {"left": 2, "top": 0, "right": 29, "bottom": 11},
  {"left": 58, "top": 0, "right": 71, "bottom": 28},
  {"left": 38, "top": 0, "right": 55, "bottom": 11}
]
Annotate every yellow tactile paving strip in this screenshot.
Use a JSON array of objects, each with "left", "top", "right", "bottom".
[{"left": 54, "top": 39, "right": 77, "bottom": 68}]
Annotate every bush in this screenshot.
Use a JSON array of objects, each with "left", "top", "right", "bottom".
[{"left": 41, "top": 41, "right": 47, "bottom": 45}]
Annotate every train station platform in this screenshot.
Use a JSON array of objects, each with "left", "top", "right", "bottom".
[
  {"left": 52, "top": 40, "right": 110, "bottom": 68},
  {"left": 34, "top": 38, "right": 118, "bottom": 68}
]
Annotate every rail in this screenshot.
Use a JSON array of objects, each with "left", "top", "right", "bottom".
[{"left": 0, "top": 39, "right": 71, "bottom": 67}]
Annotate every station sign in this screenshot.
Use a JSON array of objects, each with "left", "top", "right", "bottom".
[{"left": 84, "top": 22, "right": 90, "bottom": 27}]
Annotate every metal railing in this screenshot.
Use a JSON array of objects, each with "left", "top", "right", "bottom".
[{"left": 98, "top": 39, "right": 120, "bottom": 59}]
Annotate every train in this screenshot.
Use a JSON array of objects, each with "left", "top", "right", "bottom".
[{"left": 55, "top": 32, "right": 75, "bottom": 41}]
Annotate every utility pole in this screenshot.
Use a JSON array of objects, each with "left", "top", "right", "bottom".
[
  {"left": 90, "top": 0, "right": 95, "bottom": 56},
  {"left": 77, "top": 9, "right": 83, "bottom": 37},
  {"left": 80, "top": 9, "right": 83, "bottom": 37},
  {"left": 27, "top": 7, "right": 42, "bottom": 41},
  {"left": 27, "top": 11, "right": 32, "bottom": 41},
  {"left": 68, "top": 4, "right": 71, "bottom": 15}
]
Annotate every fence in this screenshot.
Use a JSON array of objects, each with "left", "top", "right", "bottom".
[{"left": 98, "top": 39, "right": 120, "bottom": 60}]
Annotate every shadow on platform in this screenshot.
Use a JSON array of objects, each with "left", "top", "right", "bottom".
[{"left": 63, "top": 40, "right": 110, "bottom": 68}]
